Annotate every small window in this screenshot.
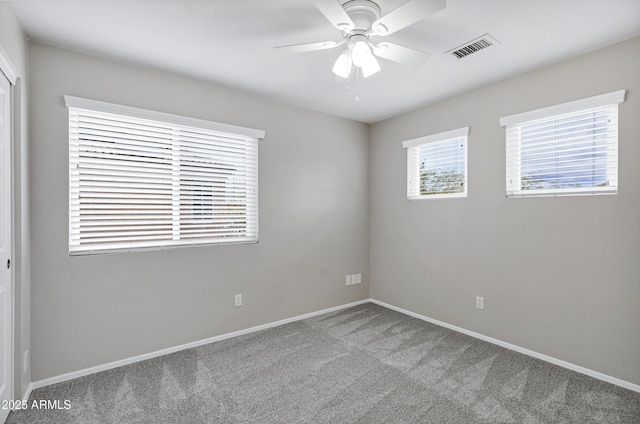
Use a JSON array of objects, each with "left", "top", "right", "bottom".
[
  {"left": 501, "top": 90, "right": 625, "bottom": 197},
  {"left": 403, "top": 127, "right": 469, "bottom": 200},
  {"left": 66, "top": 96, "right": 265, "bottom": 255}
]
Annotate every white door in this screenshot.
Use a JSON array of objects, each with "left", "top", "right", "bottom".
[{"left": 0, "top": 71, "right": 12, "bottom": 424}]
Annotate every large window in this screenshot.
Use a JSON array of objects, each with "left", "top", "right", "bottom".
[
  {"left": 66, "top": 96, "right": 264, "bottom": 255},
  {"left": 501, "top": 90, "right": 625, "bottom": 197},
  {"left": 403, "top": 127, "right": 469, "bottom": 200}
]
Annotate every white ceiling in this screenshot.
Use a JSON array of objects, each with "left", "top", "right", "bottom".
[{"left": 10, "top": 0, "right": 640, "bottom": 123}]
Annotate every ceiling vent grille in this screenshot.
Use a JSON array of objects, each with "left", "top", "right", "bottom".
[{"left": 447, "top": 34, "right": 499, "bottom": 59}]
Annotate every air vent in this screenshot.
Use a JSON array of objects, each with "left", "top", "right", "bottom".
[{"left": 447, "top": 34, "right": 499, "bottom": 59}]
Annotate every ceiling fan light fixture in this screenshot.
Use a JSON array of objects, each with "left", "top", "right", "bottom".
[
  {"left": 332, "top": 49, "right": 353, "bottom": 78},
  {"left": 360, "top": 54, "right": 380, "bottom": 78},
  {"left": 351, "top": 39, "right": 371, "bottom": 68}
]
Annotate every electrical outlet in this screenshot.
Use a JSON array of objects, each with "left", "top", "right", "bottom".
[
  {"left": 476, "top": 296, "right": 484, "bottom": 310},
  {"left": 234, "top": 294, "right": 242, "bottom": 307},
  {"left": 347, "top": 274, "right": 362, "bottom": 285}
]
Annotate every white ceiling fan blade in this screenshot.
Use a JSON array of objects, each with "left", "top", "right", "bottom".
[
  {"left": 372, "top": 0, "right": 446, "bottom": 35},
  {"left": 274, "top": 40, "right": 344, "bottom": 54},
  {"left": 373, "top": 42, "right": 430, "bottom": 67},
  {"left": 310, "top": 0, "right": 355, "bottom": 31}
]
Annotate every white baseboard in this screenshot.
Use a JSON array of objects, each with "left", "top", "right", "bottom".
[
  {"left": 370, "top": 299, "right": 640, "bottom": 394},
  {"left": 31, "top": 299, "right": 371, "bottom": 390},
  {"left": 29, "top": 297, "right": 640, "bottom": 395}
]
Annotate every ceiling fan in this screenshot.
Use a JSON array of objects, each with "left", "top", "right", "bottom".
[{"left": 275, "top": 0, "right": 446, "bottom": 79}]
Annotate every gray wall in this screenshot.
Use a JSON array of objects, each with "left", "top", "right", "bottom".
[
  {"left": 370, "top": 36, "right": 640, "bottom": 386},
  {"left": 0, "top": 2, "right": 31, "bottom": 400},
  {"left": 29, "top": 42, "right": 370, "bottom": 381}
]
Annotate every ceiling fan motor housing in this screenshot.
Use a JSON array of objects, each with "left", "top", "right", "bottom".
[{"left": 342, "top": 0, "right": 381, "bottom": 31}]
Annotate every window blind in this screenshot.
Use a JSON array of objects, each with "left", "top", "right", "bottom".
[
  {"left": 502, "top": 90, "right": 625, "bottom": 197},
  {"left": 66, "top": 96, "right": 263, "bottom": 255},
  {"left": 403, "top": 127, "right": 469, "bottom": 200}
]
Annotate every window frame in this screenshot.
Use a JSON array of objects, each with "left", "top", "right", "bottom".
[
  {"left": 402, "top": 127, "right": 469, "bottom": 200},
  {"left": 65, "top": 95, "right": 265, "bottom": 256},
  {"left": 500, "top": 90, "right": 625, "bottom": 198}
]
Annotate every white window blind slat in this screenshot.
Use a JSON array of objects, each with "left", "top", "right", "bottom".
[
  {"left": 67, "top": 97, "right": 263, "bottom": 255},
  {"left": 502, "top": 93, "right": 623, "bottom": 198}
]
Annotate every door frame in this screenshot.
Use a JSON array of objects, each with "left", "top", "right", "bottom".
[{"left": 0, "top": 44, "right": 17, "bottom": 419}]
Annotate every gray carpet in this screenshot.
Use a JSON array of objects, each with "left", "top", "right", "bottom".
[{"left": 8, "top": 303, "right": 640, "bottom": 423}]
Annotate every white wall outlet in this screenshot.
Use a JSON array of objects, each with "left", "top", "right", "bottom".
[
  {"left": 476, "top": 296, "right": 484, "bottom": 310},
  {"left": 234, "top": 294, "right": 242, "bottom": 307},
  {"left": 23, "top": 350, "right": 29, "bottom": 374},
  {"left": 347, "top": 274, "right": 362, "bottom": 286}
]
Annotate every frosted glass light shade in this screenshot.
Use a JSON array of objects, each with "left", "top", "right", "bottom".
[
  {"left": 332, "top": 50, "right": 352, "bottom": 78},
  {"left": 361, "top": 54, "right": 380, "bottom": 78},
  {"left": 351, "top": 40, "right": 370, "bottom": 68}
]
